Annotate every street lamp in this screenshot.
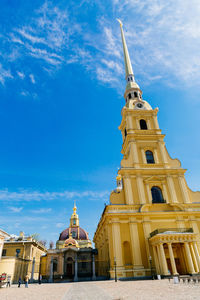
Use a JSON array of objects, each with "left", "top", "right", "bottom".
[
  {"left": 149, "top": 255, "right": 153, "bottom": 279},
  {"left": 114, "top": 257, "right": 117, "bottom": 282}
]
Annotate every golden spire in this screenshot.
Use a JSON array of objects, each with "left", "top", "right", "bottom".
[
  {"left": 117, "top": 19, "right": 133, "bottom": 79},
  {"left": 117, "top": 19, "right": 141, "bottom": 98}
]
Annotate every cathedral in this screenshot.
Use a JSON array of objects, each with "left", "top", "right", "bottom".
[
  {"left": 41, "top": 205, "right": 96, "bottom": 281},
  {"left": 93, "top": 20, "right": 200, "bottom": 279}
]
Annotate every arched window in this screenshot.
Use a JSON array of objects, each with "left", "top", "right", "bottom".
[
  {"left": 140, "top": 119, "right": 147, "bottom": 130},
  {"left": 128, "top": 93, "right": 132, "bottom": 99},
  {"left": 145, "top": 150, "right": 155, "bottom": 164},
  {"left": 124, "top": 128, "right": 127, "bottom": 138},
  {"left": 151, "top": 186, "right": 164, "bottom": 203},
  {"left": 134, "top": 91, "right": 137, "bottom": 98},
  {"left": 123, "top": 241, "right": 132, "bottom": 265}
]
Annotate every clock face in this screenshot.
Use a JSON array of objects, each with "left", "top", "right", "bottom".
[{"left": 136, "top": 102, "right": 143, "bottom": 108}]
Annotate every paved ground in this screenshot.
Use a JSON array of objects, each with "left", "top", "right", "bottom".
[{"left": 1, "top": 279, "right": 200, "bottom": 300}]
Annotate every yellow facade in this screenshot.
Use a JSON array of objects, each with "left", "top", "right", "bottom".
[
  {"left": 93, "top": 22, "right": 200, "bottom": 279},
  {"left": 0, "top": 232, "right": 46, "bottom": 283}
]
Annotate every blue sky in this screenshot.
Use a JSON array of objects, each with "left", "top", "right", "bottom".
[{"left": 0, "top": 0, "right": 200, "bottom": 246}]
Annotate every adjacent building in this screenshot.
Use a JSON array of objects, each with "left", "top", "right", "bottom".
[
  {"left": 41, "top": 205, "right": 96, "bottom": 281},
  {"left": 93, "top": 20, "right": 200, "bottom": 279},
  {"left": 0, "top": 231, "right": 46, "bottom": 283},
  {"left": 0, "top": 229, "right": 10, "bottom": 260}
]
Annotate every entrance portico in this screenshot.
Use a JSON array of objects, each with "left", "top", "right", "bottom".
[{"left": 150, "top": 229, "right": 200, "bottom": 276}]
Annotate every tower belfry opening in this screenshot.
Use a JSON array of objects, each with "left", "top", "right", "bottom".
[{"left": 93, "top": 20, "right": 200, "bottom": 279}]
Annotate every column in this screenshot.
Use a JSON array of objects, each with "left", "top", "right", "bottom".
[
  {"left": 193, "top": 242, "right": 200, "bottom": 270},
  {"left": 74, "top": 255, "right": 78, "bottom": 282},
  {"left": 129, "top": 221, "right": 143, "bottom": 268},
  {"left": 136, "top": 118, "right": 140, "bottom": 129},
  {"left": 92, "top": 254, "right": 96, "bottom": 280},
  {"left": 156, "top": 245, "right": 163, "bottom": 274},
  {"left": 124, "top": 177, "right": 134, "bottom": 204},
  {"left": 142, "top": 220, "right": 151, "bottom": 260},
  {"left": 167, "top": 176, "right": 178, "bottom": 203},
  {"left": 159, "top": 243, "right": 168, "bottom": 275},
  {"left": 158, "top": 142, "right": 168, "bottom": 165},
  {"left": 31, "top": 257, "right": 35, "bottom": 282},
  {"left": 112, "top": 220, "right": 123, "bottom": 269},
  {"left": 136, "top": 175, "right": 146, "bottom": 204},
  {"left": 167, "top": 243, "right": 178, "bottom": 275},
  {"left": 145, "top": 184, "right": 152, "bottom": 203},
  {"left": 153, "top": 115, "right": 159, "bottom": 129},
  {"left": 189, "top": 243, "right": 199, "bottom": 273},
  {"left": 147, "top": 119, "right": 151, "bottom": 129},
  {"left": 127, "top": 115, "right": 133, "bottom": 130},
  {"left": 49, "top": 257, "right": 53, "bottom": 282},
  {"left": 141, "top": 149, "right": 146, "bottom": 164},
  {"left": 178, "top": 176, "right": 190, "bottom": 203},
  {"left": 154, "top": 149, "right": 159, "bottom": 163},
  {"left": 131, "top": 142, "right": 139, "bottom": 166},
  {"left": 184, "top": 242, "right": 195, "bottom": 274},
  {"left": 152, "top": 245, "right": 160, "bottom": 274},
  {"left": 162, "top": 183, "right": 169, "bottom": 203}
]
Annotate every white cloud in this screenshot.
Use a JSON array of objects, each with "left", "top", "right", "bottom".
[
  {"left": 0, "top": 189, "right": 109, "bottom": 202},
  {"left": 9, "top": 206, "right": 23, "bottom": 213},
  {"left": 29, "top": 73, "right": 35, "bottom": 84},
  {"left": 0, "top": 64, "right": 13, "bottom": 85},
  {"left": 17, "top": 71, "right": 25, "bottom": 79},
  {"left": 31, "top": 208, "right": 52, "bottom": 213},
  {"left": 56, "top": 223, "right": 65, "bottom": 228}
]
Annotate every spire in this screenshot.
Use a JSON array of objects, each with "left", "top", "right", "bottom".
[
  {"left": 70, "top": 203, "right": 79, "bottom": 227},
  {"left": 117, "top": 19, "right": 133, "bottom": 79},
  {"left": 117, "top": 19, "right": 141, "bottom": 101}
]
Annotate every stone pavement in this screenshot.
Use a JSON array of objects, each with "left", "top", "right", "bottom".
[
  {"left": 62, "top": 282, "right": 112, "bottom": 300},
  {"left": 1, "top": 279, "right": 200, "bottom": 300}
]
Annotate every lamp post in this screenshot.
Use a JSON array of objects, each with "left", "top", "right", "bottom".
[
  {"left": 114, "top": 257, "right": 117, "bottom": 282},
  {"left": 149, "top": 255, "right": 152, "bottom": 279}
]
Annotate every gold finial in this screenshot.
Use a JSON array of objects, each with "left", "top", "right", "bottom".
[
  {"left": 73, "top": 201, "right": 77, "bottom": 214},
  {"left": 116, "top": 18, "right": 123, "bottom": 27},
  {"left": 116, "top": 174, "right": 122, "bottom": 181}
]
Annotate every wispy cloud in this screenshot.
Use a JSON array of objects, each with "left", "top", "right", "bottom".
[
  {"left": 9, "top": 206, "right": 23, "bottom": 213},
  {"left": 1, "top": 0, "right": 200, "bottom": 89},
  {"left": 0, "top": 64, "right": 13, "bottom": 85},
  {"left": 29, "top": 73, "right": 35, "bottom": 84},
  {"left": 17, "top": 71, "right": 25, "bottom": 79},
  {"left": 56, "top": 222, "right": 65, "bottom": 228},
  {"left": 0, "top": 189, "right": 109, "bottom": 202},
  {"left": 31, "top": 208, "right": 52, "bottom": 213}
]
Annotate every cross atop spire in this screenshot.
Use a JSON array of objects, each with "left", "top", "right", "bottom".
[{"left": 117, "top": 19, "right": 142, "bottom": 104}]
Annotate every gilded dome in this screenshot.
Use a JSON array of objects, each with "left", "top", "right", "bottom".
[{"left": 59, "top": 227, "right": 89, "bottom": 241}]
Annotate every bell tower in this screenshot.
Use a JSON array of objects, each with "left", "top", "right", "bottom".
[
  {"left": 115, "top": 19, "right": 190, "bottom": 206},
  {"left": 94, "top": 20, "right": 200, "bottom": 280}
]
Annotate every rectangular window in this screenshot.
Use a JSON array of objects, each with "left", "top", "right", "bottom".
[
  {"left": 16, "top": 249, "right": 21, "bottom": 257},
  {"left": 2, "top": 249, "right": 6, "bottom": 256}
]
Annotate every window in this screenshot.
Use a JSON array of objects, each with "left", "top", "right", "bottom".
[
  {"left": 145, "top": 150, "right": 155, "bottom": 164},
  {"left": 53, "top": 259, "right": 58, "bottom": 272},
  {"left": 151, "top": 186, "right": 164, "bottom": 203},
  {"left": 16, "top": 249, "right": 21, "bottom": 257},
  {"left": 2, "top": 249, "right": 6, "bottom": 256},
  {"left": 128, "top": 93, "right": 132, "bottom": 99},
  {"left": 73, "top": 219, "right": 76, "bottom": 225},
  {"left": 72, "top": 231, "right": 76, "bottom": 238},
  {"left": 140, "top": 119, "right": 147, "bottom": 130},
  {"left": 124, "top": 128, "right": 127, "bottom": 138},
  {"left": 134, "top": 92, "right": 137, "bottom": 98}
]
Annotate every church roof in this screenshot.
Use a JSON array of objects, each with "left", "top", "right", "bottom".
[{"left": 59, "top": 226, "right": 89, "bottom": 241}]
